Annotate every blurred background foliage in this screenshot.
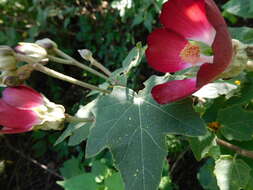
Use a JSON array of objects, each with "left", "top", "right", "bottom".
[{"left": 0, "top": 0, "right": 253, "bottom": 189}]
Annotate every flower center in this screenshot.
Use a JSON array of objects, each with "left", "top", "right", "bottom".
[{"left": 180, "top": 43, "right": 200, "bottom": 64}]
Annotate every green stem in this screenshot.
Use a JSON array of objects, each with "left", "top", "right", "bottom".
[
  {"left": 53, "top": 48, "right": 109, "bottom": 80},
  {"left": 65, "top": 114, "right": 95, "bottom": 123},
  {"left": 32, "top": 63, "right": 110, "bottom": 94},
  {"left": 89, "top": 56, "right": 112, "bottom": 76}
]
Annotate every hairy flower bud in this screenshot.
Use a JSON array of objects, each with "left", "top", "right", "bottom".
[
  {"left": 35, "top": 38, "right": 58, "bottom": 49},
  {"left": 0, "top": 46, "right": 17, "bottom": 71},
  {"left": 15, "top": 42, "right": 48, "bottom": 63}
]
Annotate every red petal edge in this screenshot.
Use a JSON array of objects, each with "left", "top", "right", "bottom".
[
  {"left": 0, "top": 99, "right": 39, "bottom": 132},
  {"left": 196, "top": 0, "right": 233, "bottom": 87},
  {"left": 2, "top": 85, "right": 43, "bottom": 109},
  {"left": 151, "top": 78, "right": 199, "bottom": 104},
  {"left": 146, "top": 28, "right": 191, "bottom": 73},
  {"left": 160, "top": 0, "right": 215, "bottom": 45}
]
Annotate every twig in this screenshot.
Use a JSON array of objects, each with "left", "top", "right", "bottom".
[
  {"left": 2, "top": 136, "right": 64, "bottom": 179},
  {"left": 216, "top": 138, "right": 253, "bottom": 160},
  {"left": 33, "top": 63, "right": 110, "bottom": 94}
]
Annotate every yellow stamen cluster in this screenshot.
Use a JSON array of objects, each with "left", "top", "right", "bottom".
[
  {"left": 234, "top": 80, "right": 241, "bottom": 85},
  {"left": 180, "top": 43, "right": 200, "bottom": 64}
]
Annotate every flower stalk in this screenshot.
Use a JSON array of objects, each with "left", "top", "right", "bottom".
[
  {"left": 32, "top": 63, "right": 110, "bottom": 94},
  {"left": 53, "top": 48, "right": 109, "bottom": 80},
  {"left": 65, "top": 114, "right": 95, "bottom": 123},
  {"left": 78, "top": 49, "right": 112, "bottom": 76}
]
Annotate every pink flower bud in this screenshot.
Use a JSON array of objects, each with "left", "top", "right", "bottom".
[{"left": 0, "top": 86, "right": 65, "bottom": 134}]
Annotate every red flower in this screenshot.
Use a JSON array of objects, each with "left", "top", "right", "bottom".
[
  {"left": 146, "top": 0, "right": 233, "bottom": 104},
  {"left": 0, "top": 86, "right": 43, "bottom": 134}
]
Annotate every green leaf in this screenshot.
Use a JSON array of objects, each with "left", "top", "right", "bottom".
[
  {"left": 132, "top": 13, "right": 144, "bottom": 27},
  {"left": 60, "top": 157, "right": 83, "bottom": 179},
  {"left": 223, "top": 0, "right": 253, "bottom": 18},
  {"left": 227, "top": 73, "right": 253, "bottom": 106},
  {"left": 86, "top": 76, "right": 206, "bottom": 190},
  {"left": 57, "top": 173, "right": 99, "bottom": 190},
  {"left": 122, "top": 44, "right": 146, "bottom": 74},
  {"left": 105, "top": 173, "right": 125, "bottom": 190},
  {"left": 214, "top": 156, "right": 251, "bottom": 190},
  {"left": 189, "top": 131, "right": 220, "bottom": 161},
  {"left": 246, "top": 171, "right": 253, "bottom": 190},
  {"left": 198, "top": 159, "right": 219, "bottom": 190},
  {"left": 217, "top": 105, "right": 253, "bottom": 141},
  {"left": 229, "top": 27, "right": 253, "bottom": 44},
  {"left": 68, "top": 123, "right": 92, "bottom": 146},
  {"left": 54, "top": 100, "right": 96, "bottom": 146}
]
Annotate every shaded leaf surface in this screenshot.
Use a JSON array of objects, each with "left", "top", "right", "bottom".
[
  {"left": 223, "top": 0, "right": 253, "bottom": 18},
  {"left": 229, "top": 27, "right": 253, "bottom": 44},
  {"left": 86, "top": 76, "right": 206, "bottom": 190},
  {"left": 214, "top": 156, "right": 251, "bottom": 190},
  {"left": 189, "top": 131, "right": 220, "bottom": 161},
  {"left": 218, "top": 105, "right": 253, "bottom": 141}
]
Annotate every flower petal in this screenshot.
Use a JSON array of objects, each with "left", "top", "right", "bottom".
[
  {"left": 0, "top": 99, "right": 40, "bottom": 131},
  {"left": 146, "top": 28, "right": 191, "bottom": 73},
  {"left": 160, "top": 0, "right": 215, "bottom": 45},
  {"left": 196, "top": 0, "right": 233, "bottom": 87},
  {"left": 0, "top": 126, "right": 32, "bottom": 134},
  {"left": 151, "top": 78, "right": 199, "bottom": 104},
  {"left": 2, "top": 85, "right": 43, "bottom": 109}
]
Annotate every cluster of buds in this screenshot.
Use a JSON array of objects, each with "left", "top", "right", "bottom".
[
  {"left": 0, "top": 39, "right": 57, "bottom": 86},
  {"left": 0, "top": 46, "right": 17, "bottom": 85},
  {"left": 0, "top": 85, "right": 65, "bottom": 134}
]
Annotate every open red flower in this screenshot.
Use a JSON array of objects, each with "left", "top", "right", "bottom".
[
  {"left": 146, "top": 0, "right": 233, "bottom": 104},
  {"left": 0, "top": 86, "right": 43, "bottom": 134}
]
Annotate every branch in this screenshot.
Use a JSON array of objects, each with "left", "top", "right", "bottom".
[{"left": 216, "top": 138, "right": 253, "bottom": 160}]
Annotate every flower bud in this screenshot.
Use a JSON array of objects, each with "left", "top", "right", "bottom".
[
  {"left": 15, "top": 42, "right": 48, "bottom": 63},
  {"left": 0, "top": 46, "right": 14, "bottom": 56},
  {"left": 0, "top": 46, "right": 17, "bottom": 71},
  {"left": 219, "top": 39, "right": 248, "bottom": 78},
  {"left": 78, "top": 49, "right": 93, "bottom": 61},
  {"left": 0, "top": 56, "right": 17, "bottom": 71},
  {"left": 0, "top": 86, "right": 65, "bottom": 134},
  {"left": 35, "top": 38, "right": 58, "bottom": 49}
]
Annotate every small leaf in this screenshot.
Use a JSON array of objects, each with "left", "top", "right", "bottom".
[
  {"left": 217, "top": 105, "right": 253, "bottom": 141},
  {"left": 122, "top": 44, "right": 146, "bottom": 74},
  {"left": 57, "top": 173, "right": 98, "bottom": 190},
  {"left": 223, "top": 0, "right": 253, "bottom": 18},
  {"left": 214, "top": 156, "right": 251, "bottom": 190},
  {"left": 60, "top": 157, "right": 83, "bottom": 179},
  {"left": 229, "top": 27, "right": 253, "bottom": 44},
  {"left": 55, "top": 100, "right": 96, "bottom": 145},
  {"left": 86, "top": 76, "right": 206, "bottom": 190},
  {"left": 189, "top": 131, "right": 220, "bottom": 161},
  {"left": 105, "top": 173, "right": 125, "bottom": 190},
  {"left": 198, "top": 159, "right": 219, "bottom": 190}
]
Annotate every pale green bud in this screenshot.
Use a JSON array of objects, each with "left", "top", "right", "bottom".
[
  {"left": 0, "top": 56, "right": 17, "bottom": 71},
  {"left": 78, "top": 49, "right": 93, "bottom": 61},
  {"left": 219, "top": 39, "right": 248, "bottom": 78},
  {"left": 15, "top": 42, "right": 48, "bottom": 63},
  {"left": 35, "top": 38, "right": 58, "bottom": 49}
]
